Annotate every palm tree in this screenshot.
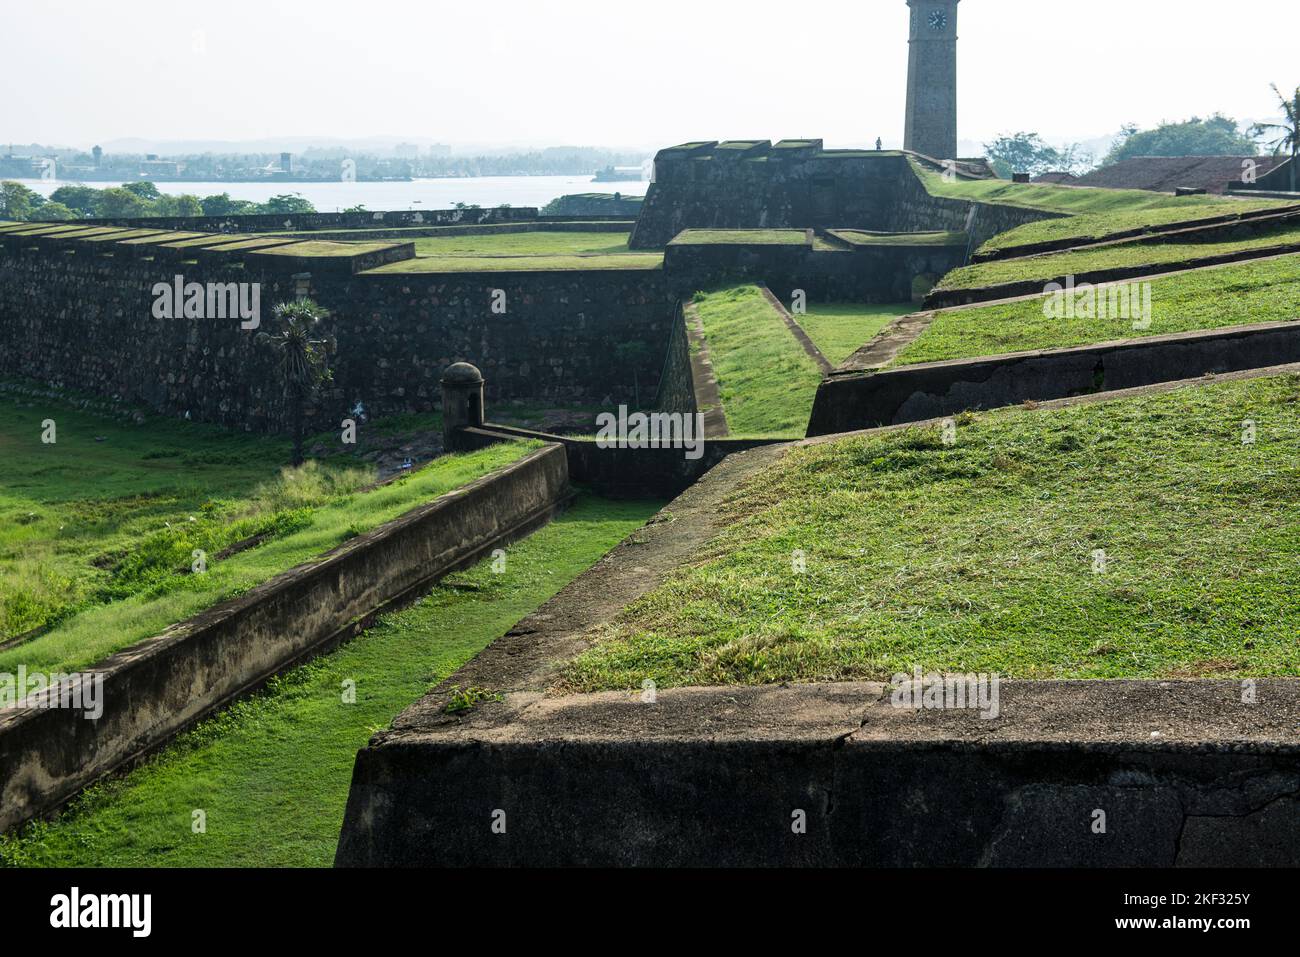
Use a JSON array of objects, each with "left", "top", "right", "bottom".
[
  {"left": 257, "top": 299, "right": 334, "bottom": 466},
  {"left": 1252, "top": 84, "right": 1299, "bottom": 194}
]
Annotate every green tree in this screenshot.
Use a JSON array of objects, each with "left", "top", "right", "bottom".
[
  {"left": 1103, "top": 115, "right": 1257, "bottom": 165},
  {"left": 93, "top": 188, "right": 152, "bottom": 218},
  {"left": 259, "top": 193, "right": 316, "bottom": 215},
  {"left": 154, "top": 193, "right": 204, "bottom": 217},
  {"left": 257, "top": 299, "right": 335, "bottom": 467},
  {"left": 1251, "top": 84, "right": 1299, "bottom": 193},
  {"left": 0, "top": 181, "right": 43, "bottom": 221},
  {"left": 31, "top": 201, "right": 77, "bottom": 221},
  {"left": 121, "top": 181, "right": 162, "bottom": 201},
  {"left": 49, "top": 185, "right": 100, "bottom": 216},
  {"left": 983, "top": 133, "right": 1091, "bottom": 179},
  {"left": 201, "top": 193, "right": 259, "bottom": 216}
]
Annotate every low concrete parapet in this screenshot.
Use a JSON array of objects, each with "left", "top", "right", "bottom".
[
  {"left": 807, "top": 320, "right": 1300, "bottom": 436},
  {"left": 460, "top": 424, "right": 780, "bottom": 499},
  {"left": 0, "top": 443, "right": 568, "bottom": 834},
  {"left": 335, "top": 680, "right": 1300, "bottom": 867}
]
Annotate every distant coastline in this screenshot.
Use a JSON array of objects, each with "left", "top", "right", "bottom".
[{"left": 11, "top": 174, "right": 648, "bottom": 212}]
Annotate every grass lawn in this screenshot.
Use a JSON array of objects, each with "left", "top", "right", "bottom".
[
  {"left": 937, "top": 223, "right": 1300, "bottom": 290},
  {"left": 895, "top": 254, "right": 1300, "bottom": 365},
  {"left": 0, "top": 391, "right": 539, "bottom": 673},
  {"left": 408, "top": 231, "right": 633, "bottom": 257},
  {"left": 694, "top": 286, "right": 824, "bottom": 437},
  {"left": 0, "top": 394, "right": 294, "bottom": 642},
  {"left": 366, "top": 253, "right": 662, "bottom": 273},
  {"left": 248, "top": 241, "right": 405, "bottom": 258},
  {"left": 561, "top": 373, "right": 1300, "bottom": 690},
  {"left": 350, "top": 230, "right": 662, "bottom": 273},
  {"left": 797, "top": 302, "right": 914, "bottom": 365},
  {"left": 0, "top": 495, "right": 659, "bottom": 868}
]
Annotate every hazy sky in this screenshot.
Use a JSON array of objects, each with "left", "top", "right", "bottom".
[{"left": 3, "top": 0, "right": 1297, "bottom": 152}]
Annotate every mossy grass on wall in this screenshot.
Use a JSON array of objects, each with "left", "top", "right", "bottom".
[
  {"left": 408, "top": 230, "right": 634, "bottom": 257},
  {"left": 670, "top": 229, "right": 809, "bottom": 246},
  {"left": 366, "top": 253, "right": 663, "bottom": 273},
  {"left": 562, "top": 373, "right": 1300, "bottom": 689},
  {"left": 0, "top": 495, "right": 659, "bottom": 868},
  {"left": 896, "top": 254, "right": 1300, "bottom": 365},
  {"left": 693, "top": 285, "right": 824, "bottom": 437}
]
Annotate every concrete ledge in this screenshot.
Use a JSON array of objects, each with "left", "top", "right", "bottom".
[
  {"left": 807, "top": 320, "right": 1300, "bottom": 436},
  {"left": 335, "top": 680, "right": 1300, "bottom": 867},
  {"left": 0, "top": 444, "right": 568, "bottom": 834},
  {"left": 460, "top": 424, "right": 782, "bottom": 499}
]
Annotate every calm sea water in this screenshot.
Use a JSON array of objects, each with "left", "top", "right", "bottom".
[{"left": 16, "top": 175, "right": 648, "bottom": 212}]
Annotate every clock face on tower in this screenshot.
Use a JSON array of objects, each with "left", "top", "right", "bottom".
[{"left": 928, "top": 9, "right": 948, "bottom": 31}]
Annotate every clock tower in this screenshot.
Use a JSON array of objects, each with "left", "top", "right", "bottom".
[{"left": 903, "top": 0, "right": 960, "bottom": 160}]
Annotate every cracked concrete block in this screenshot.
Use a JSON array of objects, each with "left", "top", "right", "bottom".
[{"left": 1177, "top": 797, "right": 1300, "bottom": 867}]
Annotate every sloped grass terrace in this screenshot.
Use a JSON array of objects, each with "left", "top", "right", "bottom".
[
  {"left": 936, "top": 223, "right": 1300, "bottom": 290},
  {"left": 980, "top": 202, "right": 1295, "bottom": 256},
  {"left": 914, "top": 162, "right": 1286, "bottom": 253},
  {"left": 562, "top": 373, "right": 1300, "bottom": 689},
  {"left": 896, "top": 254, "right": 1300, "bottom": 365},
  {"left": 917, "top": 161, "right": 1283, "bottom": 219},
  {"left": 693, "top": 285, "right": 824, "bottom": 437}
]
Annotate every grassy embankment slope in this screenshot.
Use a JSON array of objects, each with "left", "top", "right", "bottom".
[
  {"left": 936, "top": 223, "right": 1300, "bottom": 291},
  {"left": 0, "top": 495, "right": 659, "bottom": 868},
  {"left": 895, "top": 254, "right": 1300, "bottom": 365},
  {"left": 693, "top": 286, "right": 823, "bottom": 437},
  {"left": 0, "top": 394, "right": 537, "bottom": 674},
  {"left": 914, "top": 162, "right": 1286, "bottom": 254},
  {"left": 563, "top": 373, "right": 1300, "bottom": 688},
  {"left": 798, "top": 302, "right": 914, "bottom": 366}
]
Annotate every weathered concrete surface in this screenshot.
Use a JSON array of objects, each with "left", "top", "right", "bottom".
[
  {"left": 0, "top": 444, "right": 570, "bottom": 834},
  {"left": 335, "top": 680, "right": 1300, "bottom": 867},
  {"left": 683, "top": 303, "right": 730, "bottom": 438},
  {"left": 807, "top": 320, "right": 1300, "bottom": 436},
  {"left": 834, "top": 310, "right": 936, "bottom": 374},
  {"left": 460, "top": 424, "right": 784, "bottom": 500}
]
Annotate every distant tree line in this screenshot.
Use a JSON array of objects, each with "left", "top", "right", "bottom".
[
  {"left": 981, "top": 96, "right": 1297, "bottom": 181},
  {"left": 0, "top": 181, "right": 317, "bottom": 222}
]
